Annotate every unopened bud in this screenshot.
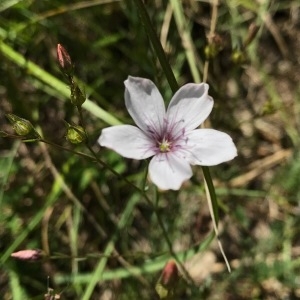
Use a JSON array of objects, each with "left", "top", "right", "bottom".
[
  {"left": 205, "top": 34, "right": 224, "bottom": 59},
  {"left": 161, "top": 261, "right": 179, "bottom": 287},
  {"left": 204, "top": 44, "right": 218, "bottom": 59},
  {"left": 261, "top": 100, "right": 276, "bottom": 116},
  {"left": 155, "top": 261, "right": 179, "bottom": 299},
  {"left": 70, "top": 83, "right": 86, "bottom": 107},
  {"left": 11, "top": 249, "right": 43, "bottom": 261},
  {"left": 65, "top": 122, "right": 86, "bottom": 144},
  {"left": 5, "top": 113, "right": 39, "bottom": 137},
  {"left": 231, "top": 50, "right": 246, "bottom": 64},
  {"left": 57, "top": 44, "right": 73, "bottom": 75}
]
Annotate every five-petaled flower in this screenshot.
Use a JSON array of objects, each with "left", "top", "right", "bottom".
[{"left": 98, "top": 76, "right": 237, "bottom": 190}]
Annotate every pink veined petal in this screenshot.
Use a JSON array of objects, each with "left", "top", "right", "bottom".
[
  {"left": 98, "top": 125, "right": 156, "bottom": 160},
  {"left": 185, "top": 129, "right": 237, "bottom": 166},
  {"left": 166, "top": 83, "right": 213, "bottom": 133},
  {"left": 148, "top": 152, "right": 193, "bottom": 190},
  {"left": 124, "top": 76, "right": 166, "bottom": 135}
]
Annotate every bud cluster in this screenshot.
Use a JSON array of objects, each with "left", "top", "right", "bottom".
[
  {"left": 205, "top": 22, "right": 259, "bottom": 64},
  {"left": 1, "top": 44, "right": 89, "bottom": 146},
  {"left": 56, "top": 43, "right": 89, "bottom": 145}
]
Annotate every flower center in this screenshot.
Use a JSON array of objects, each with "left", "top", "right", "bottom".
[{"left": 159, "top": 138, "right": 171, "bottom": 153}]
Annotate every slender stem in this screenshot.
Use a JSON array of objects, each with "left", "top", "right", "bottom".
[
  {"left": 42, "top": 135, "right": 151, "bottom": 201},
  {"left": 203, "top": 0, "right": 219, "bottom": 83},
  {"left": 170, "top": 0, "right": 202, "bottom": 82},
  {"left": 41, "top": 139, "right": 94, "bottom": 160},
  {"left": 141, "top": 160, "right": 150, "bottom": 191},
  {"left": 202, "top": 166, "right": 219, "bottom": 224},
  {"left": 133, "top": 0, "right": 178, "bottom": 93},
  {"left": 154, "top": 193, "right": 196, "bottom": 285},
  {"left": 202, "top": 0, "right": 232, "bottom": 272}
]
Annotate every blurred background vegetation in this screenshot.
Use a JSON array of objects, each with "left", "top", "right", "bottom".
[{"left": 1, "top": 0, "right": 300, "bottom": 299}]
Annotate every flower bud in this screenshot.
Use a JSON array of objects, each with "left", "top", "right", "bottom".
[
  {"left": 6, "top": 113, "right": 34, "bottom": 136},
  {"left": 205, "top": 34, "right": 224, "bottom": 59},
  {"left": 11, "top": 249, "right": 43, "bottom": 261},
  {"left": 65, "top": 122, "right": 86, "bottom": 144},
  {"left": 231, "top": 50, "right": 246, "bottom": 64},
  {"left": 161, "top": 260, "right": 179, "bottom": 287},
  {"left": 155, "top": 261, "right": 179, "bottom": 299},
  {"left": 70, "top": 83, "right": 86, "bottom": 107},
  {"left": 57, "top": 43, "right": 73, "bottom": 75}
]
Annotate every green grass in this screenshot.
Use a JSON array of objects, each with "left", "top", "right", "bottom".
[{"left": 1, "top": 0, "right": 300, "bottom": 299}]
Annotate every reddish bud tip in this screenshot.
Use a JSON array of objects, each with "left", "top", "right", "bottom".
[
  {"left": 57, "top": 44, "right": 73, "bottom": 75},
  {"left": 11, "top": 249, "right": 42, "bottom": 261},
  {"left": 161, "top": 260, "right": 179, "bottom": 286}
]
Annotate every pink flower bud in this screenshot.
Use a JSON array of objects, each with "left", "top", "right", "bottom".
[
  {"left": 161, "top": 260, "right": 179, "bottom": 286},
  {"left": 11, "top": 249, "right": 42, "bottom": 261},
  {"left": 155, "top": 261, "right": 179, "bottom": 298},
  {"left": 57, "top": 44, "right": 73, "bottom": 75}
]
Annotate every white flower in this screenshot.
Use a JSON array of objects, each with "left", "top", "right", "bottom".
[{"left": 98, "top": 76, "right": 237, "bottom": 190}]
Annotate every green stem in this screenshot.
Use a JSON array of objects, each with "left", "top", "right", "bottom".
[
  {"left": 141, "top": 161, "right": 150, "bottom": 191},
  {"left": 41, "top": 139, "right": 95, "bottom": 161},
  {"left": 170, "top": 0, "right": 202, "bottom": 82},
  {"left": 133, "top": 0, "right": 178, "bottom": 93},
  {"left": 202, "top": 166, "right": 219, "bottom": 224},
  {"left": 42, "top": 135, "right": 151, "bottom": 202},
  {"left": 153, "top": 190, "right": 196, "bottom": 285}
]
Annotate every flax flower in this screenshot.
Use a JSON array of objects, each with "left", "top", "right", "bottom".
[{"left": 98, "top": 76, "right": 237, "bottom": 190}]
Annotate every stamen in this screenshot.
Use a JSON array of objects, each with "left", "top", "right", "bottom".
[{"left": 159, "top": 138, "right": 171, "bottom": 152}]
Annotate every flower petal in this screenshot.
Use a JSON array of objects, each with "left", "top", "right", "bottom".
[
  {"left": 98, "top": 125, "right": 156, "bottom": 159},
  {"left": 148, "top": 153, "right": 192, "bottom": 190},
  {"left": 166, "top": 83, "right": 213, "bottom": 133},
  {"left": 125, "top": 76, "right": 166, "bottom": 135},
  {"left": 185, "top": 129, "right": 237, "bottom": 166}
]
